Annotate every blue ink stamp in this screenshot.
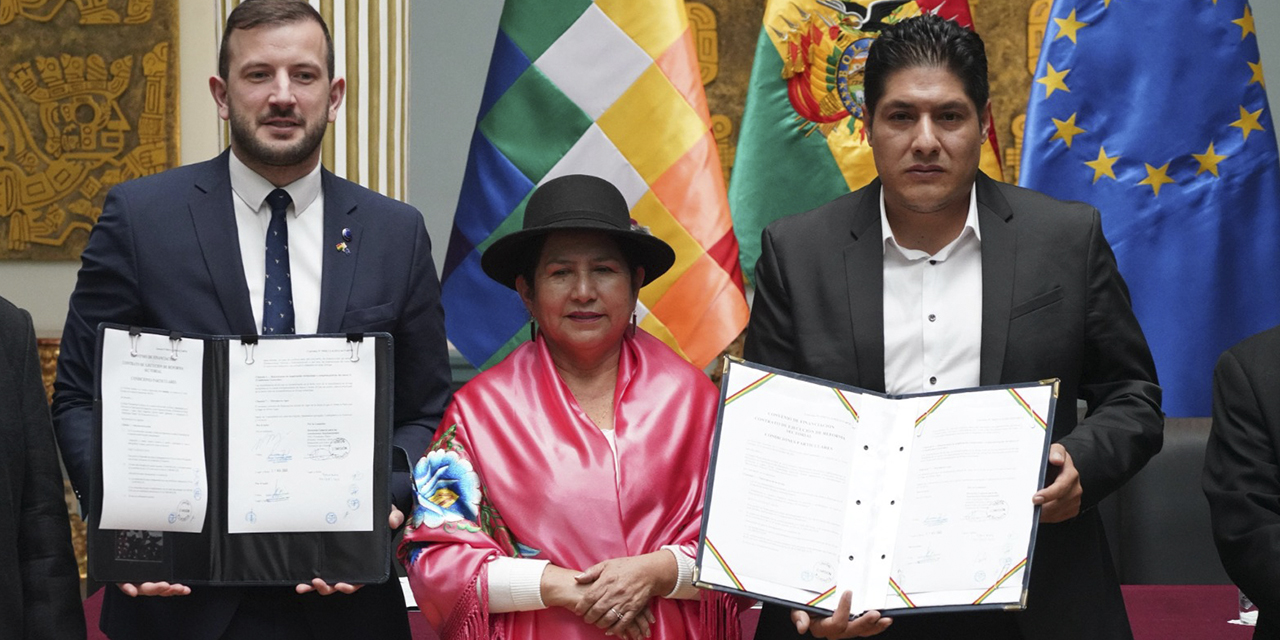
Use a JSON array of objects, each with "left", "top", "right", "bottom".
[
  {"left": 168, "top": 513, "right": 177, "bottom": 524},
  {"left": 347, "top": 498, "right": 360, "bottom": 510},
  {"left": 246, "top": 511, "right": 256, "bottom": 524},
  {"left": 326, "top": 512, "right": 337, "bottom": 525},
  {"left": 329, "top": 438, "right": 350, "bottom": 458},
  {"left": 176, "top": 500, "right": 192, "bottom": 522}
]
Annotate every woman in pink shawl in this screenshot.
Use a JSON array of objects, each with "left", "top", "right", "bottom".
[{"left": 400, "top": 175, "right": 745, "bottom": 640}]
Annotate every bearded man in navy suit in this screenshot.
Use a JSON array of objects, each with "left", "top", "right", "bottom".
[{"left": 52, "top": 1, "right": 450, "bottom": 638}]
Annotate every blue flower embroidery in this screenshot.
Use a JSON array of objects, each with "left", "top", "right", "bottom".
[{"left": 411, "top": 449, "right": 481, "bottom": 529}]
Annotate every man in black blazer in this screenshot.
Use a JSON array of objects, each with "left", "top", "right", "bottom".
[
  {"left": 0, "top": 296, "right": 85, "bottom": 640},
  {"left": 52, "top": 1, "right": 450, "bottom": 638},
  {"left": 746, "top": 14, "right": 1162, "bottom": 640},
  {"left": 1204, "top": 325, "right": 1280, "bottom": 639}
]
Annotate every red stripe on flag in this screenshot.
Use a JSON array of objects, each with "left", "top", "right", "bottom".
[
  {"left": 650, "top": 253, "right": 748, "bottom": 368},
  {"left": 919, "top": 0, "right": 975, "bottom": 29},
  {"left": 708, "top": 229, "right": 745, "bottom": 294}
]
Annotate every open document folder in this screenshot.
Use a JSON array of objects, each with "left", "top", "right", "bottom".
[
  {"left": 90, "top": 324, "right": 393, "bottom": 586},
  {"left": 696, "top": 359, "right": 1057, "bottom": 618}
]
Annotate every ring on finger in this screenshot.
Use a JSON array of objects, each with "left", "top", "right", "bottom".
[{"left": 610, "top": 607, "right": 625, "bottom": 621}]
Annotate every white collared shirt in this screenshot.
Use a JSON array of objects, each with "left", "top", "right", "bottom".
[
  {"left": 881, "top": 186, "right": 983, "bottom": 395},
  {"left": 229, "top": 152, "right": 324, "bottom": 335}
]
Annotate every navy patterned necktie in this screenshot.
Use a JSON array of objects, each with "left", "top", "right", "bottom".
[{"left": 262, "top": 188, "right": 295, "bottom": 335}]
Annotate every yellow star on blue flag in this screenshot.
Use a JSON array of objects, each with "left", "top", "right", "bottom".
[{"left": 1021, "top": 0, "right": 1280, "bottom": 417}]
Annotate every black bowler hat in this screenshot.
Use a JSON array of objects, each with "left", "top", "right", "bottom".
[{"left": 480, "top": 174, "right": 676, "bottom": 290}]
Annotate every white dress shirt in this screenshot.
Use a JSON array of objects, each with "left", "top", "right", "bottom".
[
  {"left": 881, "top": 186, "right": 983, "bottom": 396},
  {"left": 229, "top": 152, "right": 324, "bottom": 335}
]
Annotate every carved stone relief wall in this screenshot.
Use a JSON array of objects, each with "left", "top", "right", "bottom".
[
  {"left": 686, "top": 1, "right": 765, "bottom": 188},
  {"left": 974, "top": 0, "right": 1046, "bottom": 184},
  {"left": 0, "top": 0, "right": 177, "bottom": 260}
]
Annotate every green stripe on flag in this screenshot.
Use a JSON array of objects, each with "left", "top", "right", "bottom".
[
  {"left": 728, "top": 28, "right": 856, "bottom": 284},
  {"left": 481, "top": 327, "right": 530, "bottom": 370},
  {"left": 480, "top": 66, "right": 593, "bottom": 184},
  {"left": 499, "top": 0, "right": 593, "bottom": 62},
  {"left": 476, "top": 194, "right": 532, "bottom": 255}
]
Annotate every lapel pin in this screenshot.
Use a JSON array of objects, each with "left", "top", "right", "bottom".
[
  {"left": 335, "top": 242, "right": 350, "bottom": 254},
  {"left": 341, "top": 228, "right": 353, "bottom": 242}
]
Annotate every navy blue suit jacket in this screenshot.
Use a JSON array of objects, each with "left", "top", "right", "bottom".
[{"left": 53, "top": 150, "right": 450, "bottom": 639}]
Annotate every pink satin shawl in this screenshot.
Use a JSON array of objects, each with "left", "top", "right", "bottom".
[{"left": 399, "top": 330, "right": 741, "bottom": 639}]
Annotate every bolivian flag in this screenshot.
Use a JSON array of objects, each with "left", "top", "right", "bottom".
[
  {"left": 729, "top": 0, "right": 1002, "bottom": 282},
  {"left": 442, "top": 0, "right": 750, "bottom": 371}
]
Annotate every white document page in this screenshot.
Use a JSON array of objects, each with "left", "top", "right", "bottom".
[
  {"left": 227, "top": 338, "right": 375, "bottom": 533},
  {"left": 98, "top": 328, "right": 208, "bottom": 532},
  {"left": 841, "top": 396, "right": 914, "bottom": 613},
  {"left": 885, "top": 386, "right": 1052, "bottom": 607},
  {"left": 700, "top": 366, "right": 857, "bottom": 597}
]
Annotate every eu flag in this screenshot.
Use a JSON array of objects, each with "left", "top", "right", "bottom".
[{"left": 1020, "top": 0, "right": 1280, "bottom": 416}]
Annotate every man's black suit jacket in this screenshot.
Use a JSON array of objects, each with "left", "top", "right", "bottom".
[
  {"left": 52, "top": 150, "right": 452, "bottom": 640},
  {"left": 0, "top": 298, "right": 85, "bottom": 640},
  {"left": 1204, "top": 324, "right": 1280, "bottom": 640},
  {"left": 746, "top": 173, "right": 1163, "bottom": 640}
]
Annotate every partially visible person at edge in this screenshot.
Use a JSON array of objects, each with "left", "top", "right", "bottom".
[
  {"left": 52, "top": 1, "right": 450, "bottom": 637},
  {"left": 745, "top": 13, "right": 1163, "bottom": 640},
  {"left": 0, "top": 295, "right": 85, "bottom": 640},
  {"left": 399, "top": 174, "right": 750, "bottom": 640},
  {"left": 1203, "top": 324, "right": 1280, "bottom": 640}
]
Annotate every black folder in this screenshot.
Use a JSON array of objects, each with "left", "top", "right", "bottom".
[
  {"left": 88, "top": 324, "right": 394, "bottom": 586},
  {"left": 696, "top": 358, "right": 1056, "bottom": 618}
]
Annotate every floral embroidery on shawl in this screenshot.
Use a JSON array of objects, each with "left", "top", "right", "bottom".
[
  {"left": 411, "top": 449, "right": 481, "bottom": 529},
  {"left": 404, "top": 424, "right": 540, "bottom": 566}
]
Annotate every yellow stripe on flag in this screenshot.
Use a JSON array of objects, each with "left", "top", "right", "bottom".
[
  {"left": 597, "top": 65, "right": 707, "bottom": 183},
  {"left": 596, "top": 0, "right": 688, "bottom": 60}
]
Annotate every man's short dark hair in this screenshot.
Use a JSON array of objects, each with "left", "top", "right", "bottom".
[
  {"left": 219, "top": 0, "right": 335, "bottom": 81},
  {"left": 863, "top": 13, "right": 989, "bottom": 118}
]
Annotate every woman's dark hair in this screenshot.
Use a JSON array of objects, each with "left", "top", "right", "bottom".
[
  {"left": 517, "top": 234, "right": 639, "bottom": 298},
  {"left": 863, "top": 13, "right": 989, "bottom": 118},
  {"left": 517, "top": 236, "right": 548, "bottom": 296}
]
